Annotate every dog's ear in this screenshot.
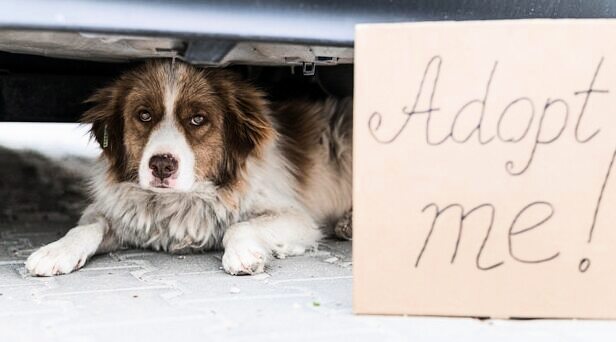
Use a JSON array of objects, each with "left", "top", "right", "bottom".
[
  {"left": 218, "top": 76, "right": 275, "bottom": 187},
  {"left": 81, "top": 84, "right": 128, "bottom": 180}
]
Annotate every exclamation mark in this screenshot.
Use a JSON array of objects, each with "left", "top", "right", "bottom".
[{"left": 580, "top": 146, "right": 616, "bottom": 272}]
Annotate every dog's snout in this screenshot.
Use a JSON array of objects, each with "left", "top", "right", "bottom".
[{"left": 149, "top": 154, "right": 178, "bottom": 180}]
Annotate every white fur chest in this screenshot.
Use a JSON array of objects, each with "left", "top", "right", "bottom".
[{"left": 90, "top": 170, "right": 236, "bottom": 253}]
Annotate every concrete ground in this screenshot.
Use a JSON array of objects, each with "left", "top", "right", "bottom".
[{"left": 1, "top": 124, "right": 616, "bottom": 341}]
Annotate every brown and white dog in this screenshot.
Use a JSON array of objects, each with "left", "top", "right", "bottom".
[{"left": 25, "top": 60, "right": 352, "bottom": 276}]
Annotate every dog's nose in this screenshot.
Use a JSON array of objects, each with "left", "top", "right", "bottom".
[{"left": 149, "top": 154, "right": 178, "bottom": 180}]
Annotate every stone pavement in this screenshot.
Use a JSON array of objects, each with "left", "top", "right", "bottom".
[
  {"left": 3, "top": 223, "right": 616, "bottom": 342},
  {"left": 1, "top": 145, "right": 616, "bottom": 341}
]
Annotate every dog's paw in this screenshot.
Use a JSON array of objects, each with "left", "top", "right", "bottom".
[
  {"left": 26, "top": 239, "right": 89, "bottom": 277},
  {"left": 222, "top": 239, "right": 269, "bottom": 275},
  {"left": 334, "top": 209, "right": 352, "bottom": 240}
]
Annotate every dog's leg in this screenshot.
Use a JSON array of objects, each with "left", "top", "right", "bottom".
[
  {"left": 222, "top": 210, "right": 321, "bottom": 275},
  {"left": 26, "top": 218, "right": 116, "bottom": 276}
]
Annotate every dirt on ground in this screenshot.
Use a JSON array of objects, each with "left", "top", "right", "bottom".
[{"left": 0, "top": 146, "right": 91, "bottom": 225}]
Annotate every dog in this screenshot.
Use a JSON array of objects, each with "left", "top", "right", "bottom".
[{"left": 25, "top": 60, "right": 352, "bottom": 276}]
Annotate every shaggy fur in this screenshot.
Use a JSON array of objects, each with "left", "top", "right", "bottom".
[{"left": 26, "top": 60, "right": 352, "bottom": 276}]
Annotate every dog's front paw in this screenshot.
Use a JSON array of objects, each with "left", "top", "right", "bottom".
[
  {"left": 26, "top": 239, "right": 89, "bottom": 277},
  {"left": 222, "top": 239, "right": 269, "bottom": 275}
]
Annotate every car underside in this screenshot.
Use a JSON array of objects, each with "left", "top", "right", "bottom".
[{"left": 1, "top": 0, "right": 615, "bottom": 122}]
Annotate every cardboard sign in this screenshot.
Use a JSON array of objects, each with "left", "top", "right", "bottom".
[{"left": 353, "top": 20, "right": 616, "bottom": 319}]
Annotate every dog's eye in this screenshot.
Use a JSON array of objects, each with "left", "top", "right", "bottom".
[
  {"left": 138, "top": 111, "right": 152, "bottom": 122},
  {"left": 190, "top": 115, "right": 206, "bottom": 126}
]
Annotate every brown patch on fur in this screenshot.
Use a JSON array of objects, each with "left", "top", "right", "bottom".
[
  {"left": 171, "top": 66, "right": 226, "bottom": 185},
  {"left": 82, "top": 60, "right": 274, "bottom": 190},
  {"left": 209, "top": 71, "right": 274, "bottom": 188},
  {"left": 82, "top": 61, "right": 172, "bottom": 182},
  {"left": 173, "top": 67, "right": 274, "bottom": 189},
  {"left": 119, "top": 64, "right": 168, "bottom": 177},
  {"left": 273, "top": 100, "right": 326, "bottom": 187}
]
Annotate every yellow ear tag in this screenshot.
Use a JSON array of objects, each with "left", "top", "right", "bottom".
[{"left": 103, "top": 124, "right": 109, "bottom": 149}]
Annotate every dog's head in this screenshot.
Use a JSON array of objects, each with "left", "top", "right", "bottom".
[{"left": 82, "top": 60, "right": 273, "bottom": 192}]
